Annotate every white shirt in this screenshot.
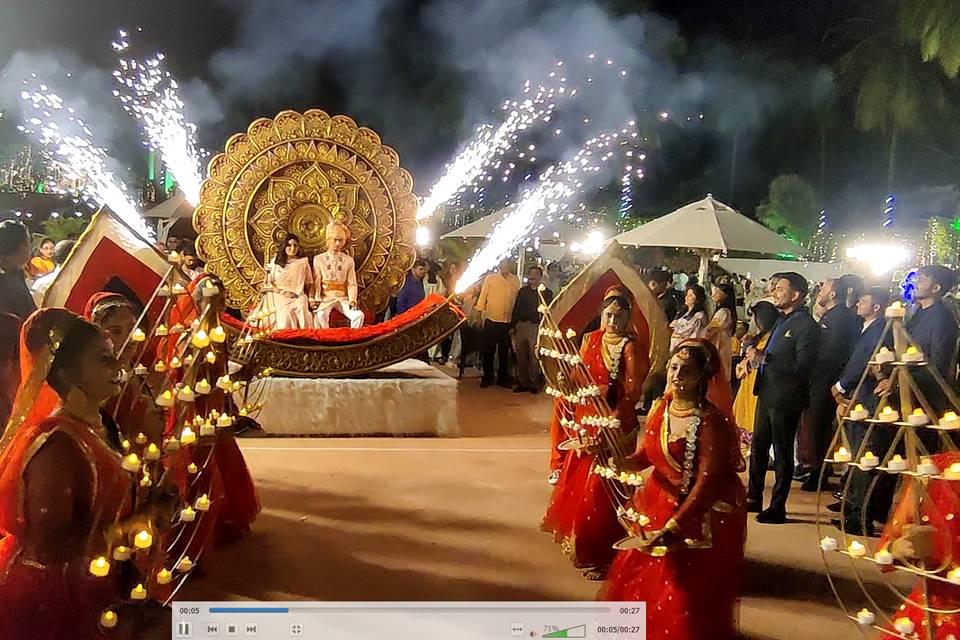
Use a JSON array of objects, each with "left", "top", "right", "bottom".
[{"left": 31, "top": 265, "right": 61, "bottom": 306}]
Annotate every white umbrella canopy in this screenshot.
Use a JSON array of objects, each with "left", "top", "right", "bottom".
[
  {"left": 613, "top": 195, "right": 803, "bottom": 256},
  {"left": 441, "top": 205, "right": 583, "bottom": 242}
]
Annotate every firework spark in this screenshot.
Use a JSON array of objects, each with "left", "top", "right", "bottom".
[
  {"left": 17, "top": 79, "right": 151, "bottom": 238},
  {"left": 455, "top": 125, "right": 636, "bottom": 293},
  {"left": 419, "top": 54, "right": 631, "bottom": 222},
  {"left": 112, "top": 29, "right": 203, "bottom": 206}
]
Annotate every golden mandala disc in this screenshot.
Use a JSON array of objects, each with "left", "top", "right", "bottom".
[{"left": 193, "top": 109, "right": 418, "bottom": 312}]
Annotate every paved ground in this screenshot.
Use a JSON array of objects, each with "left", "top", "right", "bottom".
[{"left": 180, "top": 369, "right": 910, "bottom": 639}]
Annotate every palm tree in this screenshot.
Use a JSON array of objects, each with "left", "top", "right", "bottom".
[
  {"left": 899, "top": 0, "right": 960, "bottom": 77},
  {"left": 838, "top": 18, "right": 947, "bottom": 191}
]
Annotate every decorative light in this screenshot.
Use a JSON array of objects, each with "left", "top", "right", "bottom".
[{"left": 845, "top": 243, "right": 912, "bottom": 276}]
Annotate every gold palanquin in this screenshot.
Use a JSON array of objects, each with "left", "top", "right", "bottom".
[{"left": 194, "top": 109, "right": 417, "bottom": 313}]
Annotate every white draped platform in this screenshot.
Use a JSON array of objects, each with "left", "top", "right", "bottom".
[{"left": 248, "top": 359, "right": 459, "bottom": 437}]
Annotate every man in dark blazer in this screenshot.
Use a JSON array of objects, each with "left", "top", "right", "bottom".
[
  {"left": 828, "top": 287, "right": 892, "bottom": 535},
  {"left": 747, "top": 272, "right": 821, "bottom": 523},
  {"left": 800, "top": 278, "right": 861, "bottom": 491}
]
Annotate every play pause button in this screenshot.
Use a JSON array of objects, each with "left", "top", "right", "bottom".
[{"left": 176, "top": 620, "right": 192, "bottom": 637}]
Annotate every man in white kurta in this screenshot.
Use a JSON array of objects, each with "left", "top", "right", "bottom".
[{"left": 311, "top": 221, "right": 365, "bottom": 329}]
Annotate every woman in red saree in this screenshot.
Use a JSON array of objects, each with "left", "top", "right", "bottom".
[
  {"left": 600, "top": 339, "right": 746, "bottom": 640},
  {"left": 542, "top": 287, "right": 648, "bottom": 578},
  {"left": 876, "top": 451, "right": 960, "bottom": 638},
  {"left": 0, "top": 308, "right": 134, "bottom": 638}
]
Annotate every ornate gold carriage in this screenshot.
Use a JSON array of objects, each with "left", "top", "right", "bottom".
[{"left": 193, "top": 109, "right": 463, "bottom": 377}]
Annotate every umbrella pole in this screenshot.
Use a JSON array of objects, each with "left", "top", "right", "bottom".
[{"left": 697, "top": 249, "right": 711, "bottom": 286}]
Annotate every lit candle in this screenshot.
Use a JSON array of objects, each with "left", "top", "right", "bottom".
[
  {"left": 902, "top": 345, "right": 924, "bottom": 362},
  {"left": 945, "top": 463, "right": 960, "bottom": 481},
  {"left": 886, "top": 455, "right": 907, "bottom": 472},
  {"left": 121, "top": 453, "right": 141, "bottom": 473},
  {"left": 216, "top": 414, "right": 233, "bottom": 428},
  {"left": 131, "top": 328, "right": 146, "bottom": 343},
  {"left": 99, "top": 610, "right": 118, "bottom": 629},
  {"left": 121, "top": 439, "right": 130, "bottom": 452},
  {"left": 232, "top": 381, "right": 243, "bottom": 393},
  {"left": 885, "top": 301, "right": 905, "bottom": 318},
  {"left": 908, "top": 408, "right": 929, "bottom": 426},
  {"left": 133, "top": 363, "right": 148, "bottom": 375},
  {"left": 130, "top": 583, "right": 148, "bottom": 600},
  {"left": 169, "top": 356, "right": 182, "bottom": 369},
  {"left": 834, "top": 447, "right": 851, "bottom": 463},
  {"left": 144, "top": 443, "right": 161, "bottom": 461},
  {"left": 156, "top": 389, "right": 174, "bottom": 407},
  {"left": 859, "top": 451, "right": 879, "bottom": 468},
  {"left": 216, "top": 374, "right": 232, "bottom": 390},
  {"left": 180, "top": 506, "right": 196, "bottom": 522},
  {"left": 172, "top": 283, "right": 187, "bottom": 295},
  {"left": 878, "top": 406, "right": 899, "bottom": 423},
  {"left": 176, "top": 556, "right": 194, "bottom": 572},
  {"left": 89, "top": 556, "right": 110, "bottom": 577},
  {"left": 195, "top": 378, "right": 211, "bottom": 395},
  {"left": 187, "top": 462, "right": 199, "bottom": 474},
  {"left": 239, "top": 406, "right": 248, "bottom": 417},
  {"left": 156, "top": 568, "right": 172, "bottom": 585},
  {"left": 153, "top": 361, "right": 167, "bottom": 373},
  {"left": 202, "top": 282, "right": 219, "bottom": 297},
  {"left": 894, "top": 618, "right": 915, "bottom": 635},
  {"left": 874, "top": 346, "right": 895, "bottom": 363},
  {"left": 157, "top": 285, "right": 171, "bottom": 297},
  {"left": 820, "top": 536, "right": 838, "bottom": 552},
  {"left": 917, "top": 456, "right": 940, "bottom": 476},
  {"left": 112, "top": 546, "right": 131, "bottom": 561},
  {"left": 176, "top": 385, "right": 195, "bottom": 402},
  {"left": 139, "top": 472, "right": 152, "bottom": 488},
  {"left": 874, "top": 548, "right": 894, "bottom": 565},
  {"left": 210, "top": 326, "right": 227, "bottom": 343},
  {"left": 170, "top": 323, "right": 184, "bottom": 334},
  {"left": 855, "top": 609, "right": 875, "bottom": 626},
  {"left": 134, "top": 529, "right": 153, "bottom": 550},
  {"left": 195, "top": 494, "right": 211, "bottom": 512},
  {"left": 191, "top": 329, "right": 210, "bottom": 349},
  {"left": 180, "top": 426, "right": 196, "bottom": 445},
  {"left": 848, "top": 540, "right": 866, "bottom": 557},
  {"left": 948, "top": 568, "right": 960, "bottom": 585},
  {"left": 205, "top": 351, "right": 217, "bottom": 365},
  {"left": 164, "top": 437, "right": 180, "bottom": 452},
  {"left": 848, "top": 404, "right": 869, "bottom": 421},
  {"left": 940, "top": 411, "right": 960, "bottom": 430},
  {"left": 133, "top": 431, "right": 147, "bottom": 445},
  {"left": 565, "top": 328, "right": 576, "bottom": 339},
  {"left": 167, "top": 251, "right": 181, "bottom": 264},
  {"left": 155, "top": 323, "right": 169, "bottom": 336}
]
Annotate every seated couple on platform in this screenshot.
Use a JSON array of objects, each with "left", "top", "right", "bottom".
[{"left": 257, "top": 222, "right": 365, "bottom": 331}]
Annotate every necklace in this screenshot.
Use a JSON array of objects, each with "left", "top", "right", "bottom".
[
  {"left": 665, "top": 401, "right": 702, "bottom": 496},
  {"left": 668, "top": 402, "right": 697, "bottom": 418},
  {"left": 603, "top": 335, "right": 627, "bottom": 380}
]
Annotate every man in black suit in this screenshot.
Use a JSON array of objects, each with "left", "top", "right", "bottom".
[
  {"left": 747, "top": 272, "right": 821, "bottom": 523},
  {"left": 828, "top": 287, "right": 892, "bottom": 535},
  {"left": 800, "top": 278, "right": 861, "bottom": 491}
]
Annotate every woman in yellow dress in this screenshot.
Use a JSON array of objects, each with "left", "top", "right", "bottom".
[{"left": 732, "top": 301, "right": 779, "bottom": 448}]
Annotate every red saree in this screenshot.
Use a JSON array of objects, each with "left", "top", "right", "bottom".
[
  {"left": 541, "top": 329, "right": 647, "bottom": 569},
  {"left": 0, "top": 415, "right": 132, "bottom": 639},
  {"left": 599, "top": 398, "right": 747, "bottom": 640},
  {"left": 878, "top": 452, "right": 960, "bottom": 639}
]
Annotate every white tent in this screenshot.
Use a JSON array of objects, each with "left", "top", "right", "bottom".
[
  {"left": 613, "top": 195, "right": 805, "bottom": 282},
  {"left": 143, "top": 191, "right": 195, "bottom": 243},
  {"left": 441, "top": 205, "right": 583, "bottom": 242}
]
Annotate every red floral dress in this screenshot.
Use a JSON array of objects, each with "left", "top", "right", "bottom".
[
  {"left": 599, "top": 400, "right": 747, "bottom": 640},
  {"left": 0, "top": 416, "right": 132, "bottom": 639},
  {"left": 879, "top": 452, "right": 960, "bottom": 639},
  {"left": 541, "top": 330, "right": 647, "bottom": 569}
]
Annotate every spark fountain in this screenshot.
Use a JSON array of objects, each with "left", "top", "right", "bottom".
[
  {"left": 418, "top": 55, "right": 633, "bottom": 223},
  {"left": 455, "top": 124, "right": 638, "bottom": 293},
  {"left": 17, "top": 78, "right": 151, "bottom": 238},
  {"left": 111, "top": 29, "right": 204, "bottom": 205}
]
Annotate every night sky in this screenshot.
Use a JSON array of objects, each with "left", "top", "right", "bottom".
[{"left": 0, "top": 0, "right": 956, "bottom": 230}]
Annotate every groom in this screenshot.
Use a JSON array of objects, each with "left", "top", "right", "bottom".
[{"left": 311, "top": 221, "right": 365, "bottom": 329}]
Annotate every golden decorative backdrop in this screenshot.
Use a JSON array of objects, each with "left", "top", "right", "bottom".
[{"left": 194, "top": 109, "right": 418, "bottom": 312}]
